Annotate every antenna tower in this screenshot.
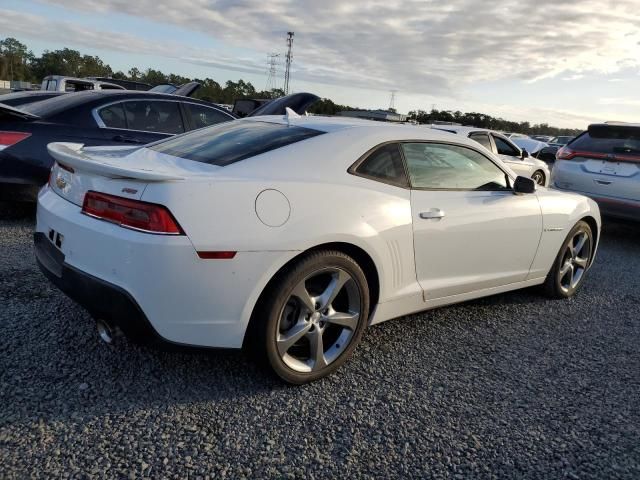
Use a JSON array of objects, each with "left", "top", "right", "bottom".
[{"left": 284, "top": 32, "right": 295, "bottom": 94}]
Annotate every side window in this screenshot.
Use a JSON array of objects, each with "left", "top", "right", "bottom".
[
  {"left": 469, "top": 133, "right": 493, "bottom": 152},
  {"left": 401, "top": 143, "right": 509, "bottom": 191},
  {"left": 123, "top": 101, "right": 184, "bottom": 134},
  {"left": 185, "top": 103, "right": 231, "bottom": 130},
  {"left": 492, "top": 135, "right": 519, "bottom": 157},
  {"left": 97, "top": 103, "right": 127, "bottom": 129},
  {"left": 353, "top": 143, "right": 408, "bottom": 187}
]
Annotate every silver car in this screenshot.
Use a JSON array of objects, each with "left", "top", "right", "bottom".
[
  {"left": 551, "top": 123, "right": 640, "bottom": 221},
  {"left": 431, "top": 126, "right": 551, "bottom": 186}
]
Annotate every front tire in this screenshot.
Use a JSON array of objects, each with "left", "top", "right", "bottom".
[
  {"left": 532, "top": 170, "right": 546, "bottom": 186},
  {"left": 543, "top": 221, "right": 594, "bottom": 299},
  {"left": 257, "top": 251, "right": 370, "bottom": 384}
]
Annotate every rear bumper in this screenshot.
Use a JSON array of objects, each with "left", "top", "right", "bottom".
[
  {"left": 551, "top": 161, "right": 640, "bottom": 222},
  {"left": 587, "top": 195, "right": 640, "bottom": 222},
  {"left": 552, "top": 187, "right": 640, "bottom": 222},
  {"left": 35, "top": 186, "right": 297, "bottom": 348},
  {"left": 34, "top": 231, "right": 160, "bottom": 342}
]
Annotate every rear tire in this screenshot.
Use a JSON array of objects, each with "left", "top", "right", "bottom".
[
  {"left": 253, "top": 251, "right": 369, "bottom": 384},
  {"left": 543, "top": 221, "right": 593, "bottom": 299}
]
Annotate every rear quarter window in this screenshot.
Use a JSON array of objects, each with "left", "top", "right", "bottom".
[{"left": 149, "top": 120, "right": 323, "bottom": 166}]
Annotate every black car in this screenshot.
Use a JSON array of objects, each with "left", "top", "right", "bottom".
[
  {"left": 0, "top": 90, "right": 319, "bottom": 200},
  {"left": 0, "top": 90, "right": 235, "bottom": 200}
]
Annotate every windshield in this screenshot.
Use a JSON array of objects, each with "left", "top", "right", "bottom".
[{"left": 149, "top": 120, "right": 324, "bottom": 166}]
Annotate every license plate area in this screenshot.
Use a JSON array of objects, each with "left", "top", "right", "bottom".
[{"left": 34, "top": 232, "right": 65, "bottom": 278}]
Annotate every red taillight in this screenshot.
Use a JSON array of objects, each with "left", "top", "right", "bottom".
[
  {"left": 0, "top": 131, "right": 31, "bottom": 150},
  {"left": 82, "top": 191, "right": 183, "bottom": 235},
  {"left": 556, "top": 147, "right": 608, "bottom": 161}
]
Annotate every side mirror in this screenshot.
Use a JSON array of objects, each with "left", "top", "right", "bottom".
[
  {"left": 520, "top": 148, "right": 528, "bottom": 160},
  {"left": 513, "top": 175, "right": 536, "bottom": 194}
]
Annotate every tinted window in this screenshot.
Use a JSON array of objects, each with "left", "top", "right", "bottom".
[
  {"left": 150, "top": 120, "right": 323, "bottom": 166},
  {"left": 469, "top": 133, "right": 492, "bottom": 151},
  {"left": 571, "top": 128, "right": 640, "bottom": 155},
  {"left": 98, "top": 103, "right": 126, "bottom": 128},
  {"left": 185, "top": 103, "right": 232, "bottom": 129},
  {"left": 65, "top": 81, "right": 94, "bottom": 92},
  {"left": 124, "top": 100, "right": 184, "bottom": 134},
  {"left": 402, "top": 143, "right": 509, "bottom": 190},
  {"left": 354, "top": 143, "right": 408, "bottom": 187},
  {"left": 492, "top": 135, "right": 519, "bottom": 156},
  {"left": 44, "top": 79, "right": 57, "bottom": 91}
]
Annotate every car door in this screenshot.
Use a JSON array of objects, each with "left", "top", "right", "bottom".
[
  {"left": 94, "top": 100, "right": 185, "bottom": 145},
  {"left": 403, "top": 142, "right": 542, "bottom": 300},
  {"left": 491, "top": 134, "right": 534, "bottom": 177}
]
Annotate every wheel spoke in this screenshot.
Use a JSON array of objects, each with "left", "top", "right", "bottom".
[
  {"left": 574, "top": 233, "right": 587, "bottom": 256},
  {"left": 290, "top": 282, "right": 315, "bottom": 313},
  {"left": 324, "top": 311, "right": 359, "bottom": 330},
  {"left": 559, "top": 261, "right": 573, "bottom": 279},
  {"left": 308, "top": 328, "right": 327, "bottom": 371},
  {"left": 277, "top": 322, "right": 312, "bottom": 356},
  {"left": 574, "top": 256, "right": 588, "bottom": 268},
  {"left": 317, "top": 270, "right": 351, "bottom": 310}
]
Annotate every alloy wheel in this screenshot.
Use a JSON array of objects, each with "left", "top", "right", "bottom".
[
  {"left": 276, "top": 267, "right": 361, "bottom": 373},
  {"left": 532, "top": 170, "right": 545, "bottom": 185},
  {"left": 558, "top": 230, "right": 591, "bottom": 293}
]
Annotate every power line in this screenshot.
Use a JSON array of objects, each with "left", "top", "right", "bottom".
[
  {"left": 265, "top": 53, "right": 280, "bottom": 91},
  {"left": 284, "top": 32, "right": 294, "bottom": 95}
]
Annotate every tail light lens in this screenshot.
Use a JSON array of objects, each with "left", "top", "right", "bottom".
[
  {"left": 0, "top": 131, "right": 31, "bottom": 151},
  {"left": 556, "top": 146, "right": 608, "bottom": 161},
  {"left": 82, "top": 191, "right": 184, "bottom": 235}
]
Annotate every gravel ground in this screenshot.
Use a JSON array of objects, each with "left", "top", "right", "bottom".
[{"left": 1, "top": 204, "right": 639, "bottom": 479}]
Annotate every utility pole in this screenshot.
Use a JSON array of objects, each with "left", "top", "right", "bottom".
[
  {"left": 389, "top": 90, "right": 398, "bottom": 111},
  {"left": 284, "top": 32, "right": 294, "bottom": 95},
  {"left": 265, "top": 53, "right": 279, "bottom": 92}
]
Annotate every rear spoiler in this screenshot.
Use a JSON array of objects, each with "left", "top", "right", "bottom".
[
  {"left": 47, "top": 143, "right": 185, "bottom": 181},
  {"left": 0, "top": 103, "right": 40, "bottom": 121}
]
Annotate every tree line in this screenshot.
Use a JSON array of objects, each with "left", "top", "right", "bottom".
[
  {"left": 1, "top": 37, "right": 581, "bottom": 134},
  {"left": 407, "top": 109, "right": 581, "bottom": 137}
]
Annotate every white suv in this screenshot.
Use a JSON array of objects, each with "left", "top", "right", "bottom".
[{"left": 551, "top": 123, "right": 640, "bottom": 222}]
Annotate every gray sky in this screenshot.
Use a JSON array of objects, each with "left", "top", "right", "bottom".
[{"left": 3, "top": 0, "right": 639, "bottom": 128}]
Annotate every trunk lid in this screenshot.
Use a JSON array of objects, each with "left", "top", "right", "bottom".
[
  {"left": 47, "top": 142, "right": 214, "bottom": 207},
  {"left": 0, "top": 103, "right": 40, "bottom": 121}
]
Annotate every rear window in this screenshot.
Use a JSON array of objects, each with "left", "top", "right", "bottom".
[
  {"left": 149, "top": 120, "right": 324, "bottom": 166},
  {"left": 571, "top": 126, "right": 640, "bottom": 155}
]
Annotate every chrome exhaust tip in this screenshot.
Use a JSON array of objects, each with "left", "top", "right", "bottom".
[{"left": 96, "top": 319, "right": 114, "bottom": 344}]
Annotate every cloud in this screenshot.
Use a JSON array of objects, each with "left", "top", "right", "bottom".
[
  {"left": 598, "top": 97, "right": 640, "bottom": 107},
  {"left": 29, "top": 0, "right": 640, "bottom": 96}
]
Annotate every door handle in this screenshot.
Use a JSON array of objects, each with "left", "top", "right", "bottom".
[{"left": 419, "top": 209, "right": 445, "bottom": 219}]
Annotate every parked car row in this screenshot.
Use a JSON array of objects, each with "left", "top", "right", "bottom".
[{"left": 0, "top": 89, "right": 319, "bottom": 200}]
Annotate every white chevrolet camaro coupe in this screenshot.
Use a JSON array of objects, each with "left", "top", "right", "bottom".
[{"left": 36, "top": 114, "right": 601, "bottom": 383}]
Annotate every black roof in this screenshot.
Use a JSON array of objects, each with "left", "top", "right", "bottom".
[{"left": 22, "top": 90, "right": 234, "bottom": 120}]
